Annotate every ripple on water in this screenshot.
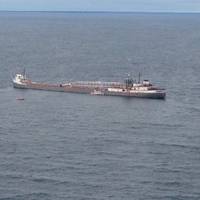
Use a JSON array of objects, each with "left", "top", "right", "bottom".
[{"left": 1, "top": 193, "right": 52, "bottom": 200}]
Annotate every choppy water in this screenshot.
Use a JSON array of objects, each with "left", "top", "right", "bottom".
[{"left": 0, "top": 12, "right": 200, "bottom": 200}]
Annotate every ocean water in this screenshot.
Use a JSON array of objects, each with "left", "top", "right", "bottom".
[{"left": 0, "top": 12, "right": 200, "bottom": 200}]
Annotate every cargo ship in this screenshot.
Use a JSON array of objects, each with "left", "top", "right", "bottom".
[{"left": 13, "top": 72, "right": 166, "bottom": 99}]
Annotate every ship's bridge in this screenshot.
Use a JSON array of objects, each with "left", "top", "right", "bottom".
[
  {"left": 15, "top": 74, "right": 24, "bottom": 80},
  {"left": 13, "top": 74, "right": 26, "bottom": 85}
]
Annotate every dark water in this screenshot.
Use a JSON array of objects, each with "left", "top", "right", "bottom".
[{"left": 0, "top": 12, "right": 200, "bottom": 200}]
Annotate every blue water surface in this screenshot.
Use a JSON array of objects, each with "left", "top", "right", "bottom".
[{"left": 0, "top": 12, "right": 200, "bottom": 200}]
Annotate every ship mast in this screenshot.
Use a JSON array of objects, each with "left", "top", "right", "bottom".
[
  {"left": 138, "top": 72, "right": 141, "bottom": 83},
  {"left": 23, "top": 68, "right": 26, "bottom": 80}
]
